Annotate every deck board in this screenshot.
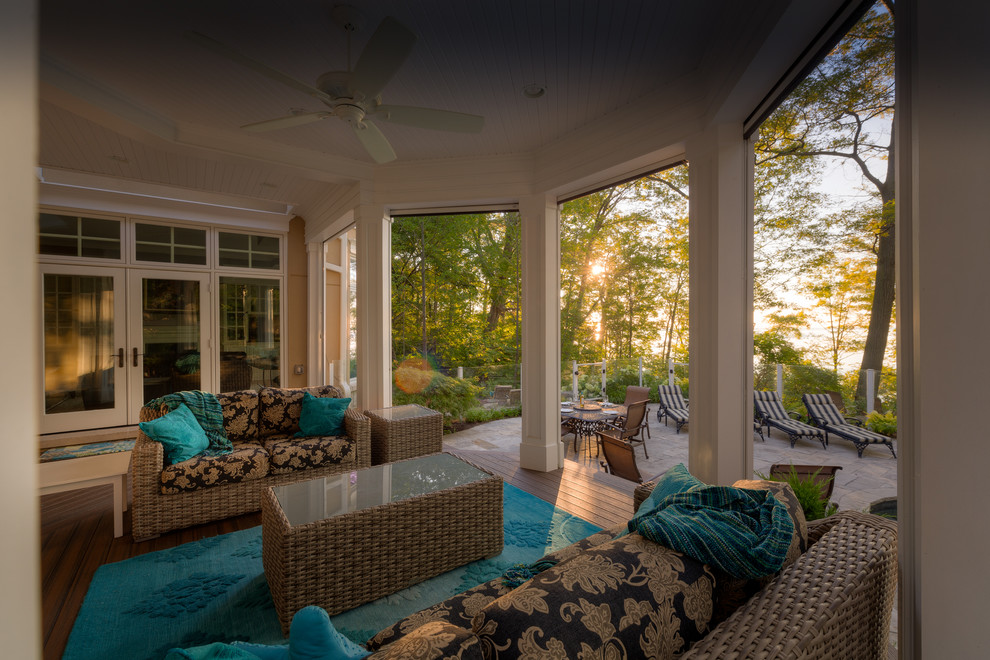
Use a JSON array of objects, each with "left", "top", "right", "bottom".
[{"left": 40, "top": 449, "right": 636, "bottom": 659}]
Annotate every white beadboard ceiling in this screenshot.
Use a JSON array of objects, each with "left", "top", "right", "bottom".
[{"left": 38, "top": 0, "right": 847, "bottom": 220}]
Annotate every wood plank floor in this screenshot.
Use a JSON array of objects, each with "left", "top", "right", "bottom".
[{"left": 40, "top": 451, "right": 636, "bottom": 660}]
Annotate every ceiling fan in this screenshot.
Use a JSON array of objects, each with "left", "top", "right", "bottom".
[{"left": 186, "top": 6, "right": 485, "bottom": 164}]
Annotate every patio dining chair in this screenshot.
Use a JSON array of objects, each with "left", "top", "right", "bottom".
[
  {"left": 656, "top": 384, "right": 689, "bottom": 433},
  {"left": 802, "top": 393, "right": 897, "bottom": 458},
  {"left": 599, "top": 400, "right": 650, "bottom": 457},
  {"left": 612, "top": 386, "right": 652, "bottom": 439},
  {"left": 754, "top": 390, "right": 827, "bottom": 449},
  {"left": 596, "top": 430, "right": 645, "bottom": 483}
]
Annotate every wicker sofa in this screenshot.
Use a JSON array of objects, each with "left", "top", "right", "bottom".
[
  {"left": 362, "top": 485, "right": 897, "bottom": 659},
  {"left": 130, "top": 385, "right": 370, "bottom": 541}
]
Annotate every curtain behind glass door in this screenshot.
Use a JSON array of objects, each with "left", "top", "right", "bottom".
[{"left": 43, "top": 273, "right": 116, "bottom": 414}]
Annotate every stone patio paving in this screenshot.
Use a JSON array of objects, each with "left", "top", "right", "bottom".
[{"left": 443, "top": 409, "right": 897, "bottom": 514}]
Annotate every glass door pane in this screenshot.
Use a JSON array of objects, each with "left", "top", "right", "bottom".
[
  {"left": 129, "top": 271, "right": 211, "bottom": 415},
  {"left": 40, "top": 266, "right": 127, "bottom": 432},
  {"left": 219, "top": 277, "right": 280, "bottom": 390}
]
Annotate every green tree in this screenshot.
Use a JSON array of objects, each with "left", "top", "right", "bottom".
[{"left": 755, "top": 3, "right": 895, "bottom": 401}]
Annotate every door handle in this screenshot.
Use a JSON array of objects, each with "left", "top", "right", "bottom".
[
  {"left": 133, "top": 347, "right": 140, "bottom": 367},
  {"left": 117, "top": 348, "right": 125, "bottom": 368}
]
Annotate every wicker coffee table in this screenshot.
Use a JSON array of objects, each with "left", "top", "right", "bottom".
[
  {"left": 365, "top": 403, "right": 443, "bottom": 464},
  {"left": 261, "top": 452, "right": 503, "bottom": 634}
]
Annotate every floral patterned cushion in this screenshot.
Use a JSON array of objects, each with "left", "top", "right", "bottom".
[
  {"left": 369, "top": 621, "right": 483, "bottom": 659},
  {"left": 217, "top": 390, "right": 259, "bottom": 442},
  {"left": 263, "top": 433, "right": 354, "bottom": 475},
  {"left": 471, "top": 533, "right": 715, "bottom": 660},
  {"left": 159, "top": 441, "right": 268, "bottom": 494},
  {"left": 366, "top": 525, "right": 629, "bottom": 652},
  {"left": 258, "top": 386, "right": 342, "bottom": 437}
]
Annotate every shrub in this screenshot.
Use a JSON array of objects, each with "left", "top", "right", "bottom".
[
  {"left": 393, "top": 367, "right": 483, "bottom": 420},
  {"left": 866, "top": 411, "right": 897, "bottom": 437},
  {"left": 759, "top": 465, "right": 838, "bottom": 521},
  {"left": 463, "top": 405, "right": 522, "bottom": 424}
]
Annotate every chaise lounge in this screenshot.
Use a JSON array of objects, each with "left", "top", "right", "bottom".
[
  {"left": 657, "top": 383, "right": 690, "bottom": 433},
  {"left": 754, "top": 390, "right": 827, "bottom": 449},
  {"left": 802, "top": 393, "right": 896, "bottom": 458}
]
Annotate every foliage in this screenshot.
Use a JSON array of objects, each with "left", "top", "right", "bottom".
[
  {"left": 760, "top": 466, "right": 838, "bottom": 522},
  {"left": 866, "top": 411, "right": 897, "bottom": 437},
  {"left": 392, "top": 213, "right": 521, "bottom": 372},
  {"left": 392, "top": 366, "right": 483, "bottom": 420},
  {"left": 463, "top": 405, "right": 522, "bottom": 424},
  {"left": 559, "top": 165, "right": 689, "bottom": 367},
  {"left": 781, "top": 365, "right": 840, "bottom": 414},
  {"left": 755, "top": 4, "right": 896, "bottom": 397}
]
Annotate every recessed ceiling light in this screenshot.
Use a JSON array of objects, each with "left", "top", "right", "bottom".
[{"left": 522, "top": 84, "right": 546, "bottom": 99}]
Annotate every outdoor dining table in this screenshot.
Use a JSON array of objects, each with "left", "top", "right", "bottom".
[{"left": 560, "top": 402, "right": 625, "bottom": 455}]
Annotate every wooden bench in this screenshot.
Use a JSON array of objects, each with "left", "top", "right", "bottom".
[{"left": 40, "top": 444, "right": 132, "bottom": 538}]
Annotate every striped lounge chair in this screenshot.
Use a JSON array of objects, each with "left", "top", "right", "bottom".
[
  {"left": 656, "top": 384, "right": 690, "bottom": 433},
  {"left": 802, "top": 393, "right": 897, "bottom": 458},
  {"left": 754, "top": 391, "right": 826, "bottom": 449}
]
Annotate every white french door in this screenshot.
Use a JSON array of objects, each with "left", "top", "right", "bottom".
[
  {"left": 125, "top": 270, "right": 211, "bottom": 424},
  {"left": 39, "top": 266, "right": 211, "bottom": 433}
]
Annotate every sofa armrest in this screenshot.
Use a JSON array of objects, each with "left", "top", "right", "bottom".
[
  {"left": 130, "top": 407, "right": 167, "bottom": 539},
  {"left": 343, "top": 406, "right": 372, "bottom": 468},
  {"left": 633, "top": 479, "right": 657, "bottom": 511},
  {"left": 681, "top": 511, "right": 897, "bottom": 659}
]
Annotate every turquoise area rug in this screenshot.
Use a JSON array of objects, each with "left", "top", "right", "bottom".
[{"left": 64, "top": 484, "right": 601, "bottom": 659}]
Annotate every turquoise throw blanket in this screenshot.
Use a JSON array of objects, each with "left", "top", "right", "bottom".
[
  {"left": 629, "top": 485, "right": 794, "bottom": 580},
  {"left": 147, "top": 391, "right": 232, "bottom": 456}
]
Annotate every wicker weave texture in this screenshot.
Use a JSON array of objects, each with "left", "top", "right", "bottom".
[
  {"left": 131, "top": 399, "right": 371, "bottom": 540},
  {"left": 365, "top": 406, "right": 443, "bottom": 465},
  {"left": 681, "top": 511, "right": 897, "bottom": 660},
  {"left": 262, "top": 458, "right": 503, "bottom": 635}
]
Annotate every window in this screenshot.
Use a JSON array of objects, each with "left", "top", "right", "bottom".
[
  {"left": 218, "top": 232, "right": 280, "bottom": 270},
  {"left": 39, "top": 213, "right": 121, "bottom": 259},
  {"left": 135, "top": 223, "right": 207, "bottom": 265},
  {"left": 219, "top": 277, "right": 281, "bottom": 390}
]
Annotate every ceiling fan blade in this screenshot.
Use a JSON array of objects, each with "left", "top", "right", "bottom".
[
  {"left": 352, "top": 120, "right": 397, "bottom": 164},
  {"left": 349, "top": 17, "right": 416, "bottom": 101},
  {"left": 241, "top": 112, "right": 332, "bottom": 132},
  {"left": 373, "top": 105, "right": 485, "bottom": 133},
  {"left": 185, "top": 31, "right": 332, "bottom": 104}
]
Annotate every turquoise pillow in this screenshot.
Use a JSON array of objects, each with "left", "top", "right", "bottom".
[
  {"left": 295, "top": 393, "right": 351, "bottom": 437},
  {"left": 139, "top": 403, "right": 210, "bottom": 464},
  {"left": 635, "top": 463, "right": 706, "bottom": 517}
]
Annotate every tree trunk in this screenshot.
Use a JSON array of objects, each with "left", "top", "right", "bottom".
[
  {"left": 420, "top": 219, "right": 428, "bottom": 360},
  {"left": 856, "top": 199, "right": 895, "bottom": 401}
]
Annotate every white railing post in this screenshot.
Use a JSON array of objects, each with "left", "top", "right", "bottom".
[
  {"left": 776, "top": 363, "right": 784, "bottom": 399},
  {"left": 572, "top": 360, "right": 578, "bottom": 401},
  {"left": 601, "top": 359, "right": 607, "bottom": 400},
  {"left": 866, "top": 369, "right": 877, "bottom": 414},
  {"left": 456, "top": 366, "right": 463, "bottom": 379},
  {"left": 638, "top": 356, "right": 643, "bottom": 386},
  {"left": 668, "top": 358, "right": 675, "bottom": 385}
]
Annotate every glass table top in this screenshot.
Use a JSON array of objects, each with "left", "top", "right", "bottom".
[
  {"left": 365, "top": 403, "right": 439, "bottom": 421},
  {"left": 271, "top": 453, "right": 492, "bottom": 527}
]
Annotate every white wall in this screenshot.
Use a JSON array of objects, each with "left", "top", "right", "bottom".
[
  {"left": 0, "top": 0, "right": 40, "bottom": 656},
  {"left": 897, "top": 0, "right": 990, "bottom": 656}
]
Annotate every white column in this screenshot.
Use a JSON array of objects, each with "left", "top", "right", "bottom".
[
  {"left": 354, "top": 204, "right": 391, "bottom": 411},
  {"left": 519, "top": 193, "right": 564, "bottom": 471},
  {"left": 686, "top": 124, "right": 753, "bottom": 485},
  {"left": 0, "top": 0, "right": 40, "bottom": 656},
  {"left": 306, "top": 241, "right": 325, "bottom": 386},
  {"left": 897, "top": 1, "right": 990, "bottom": 655}
]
